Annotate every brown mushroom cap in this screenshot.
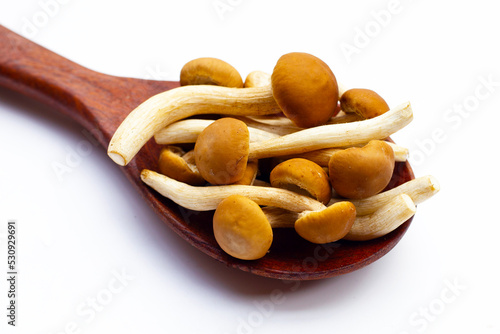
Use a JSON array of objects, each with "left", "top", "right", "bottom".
[
  {"left": 194, "top": 117, "right": 249, "bottom": 185},
  {"left": 295, "top": 201, "right": 356, "bottom": 244},
  {"left": 270, "top": 158, "right": 332, "bottom": 205},
  {"left": 213, "top": 195, "right": 273, "bottom": 260},
  {"left": 180, "top": 57, "right": 243, "bottom": 88},
  {"left": 271, "top": 52, "right": 339, "bottom": 128},
  {"left": 340, "top": 88, "right": 390, "bottom": 119},
  {"left": 158, "top": 146, "right": 206, "bottom": 186},
  {"left": 328, "top": 140, "right": 395, "bottom": 199},
  {"left": 231, "top": 160, "right": 259, "bottom": 185}
]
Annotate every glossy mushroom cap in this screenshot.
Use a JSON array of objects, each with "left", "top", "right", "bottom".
[
  {"left": 271, "top": 52, "right": 339, "bottom": 128},
  {"left": 295, "top": 201, "right": 356, "bottom": 244},
  {"left": 340, "top": 88, "right": 390, "bottom": 119},
  {"left": 180, "top": 57, "right": 243, "bottom": 88},
  {"left": 194, "top": 118, "right": 249, "bottom": 185},
  {"left": 231, "top": 160, "right": 259, "bottom": 185},
  {"left": 213, "top": 195, "right": 273, "bottom": 260},
  {"left": 270, "top": 158, "right": 332, "bottom": 205},
  {"left": 158, "top": 146, "right": 205, "bottom": 186},
  {"left": 328, "top": 140, "right": 395, "bottom": 199}
]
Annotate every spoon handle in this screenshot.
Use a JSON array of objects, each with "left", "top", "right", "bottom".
[{"left": 0, "top": 25, "right": 178, "bottom": 147}]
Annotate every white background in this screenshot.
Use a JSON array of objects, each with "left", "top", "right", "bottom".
[{"left": 1, "top": 0, "right": 499, "bottom": 333}]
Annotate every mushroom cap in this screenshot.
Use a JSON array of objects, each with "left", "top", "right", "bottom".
[
  {"left": 231, "top": 160, "right": 259, "bottom": 185},
  {"left": 270, "top": 158, "right": 332, "bottom": 205},
  {"left": 194, "top": 117, "right": 249, "bottom": 185},
  {"left": 340, "top": 88, "right": 390, "bottom": 119},
  {"left": 271, "top": 52, "right": 339, "bottom": 128},
  {"left": 213, "top": 195, "right": 273, "bottom": 260},
  {"left": 158, "top": 146, "right": 206, "bottom": 186},
  {"left": 328, "top": 140, "right": 395, "bottom": 199},
  {"left": 180, "top": 57, "right": 243, "bottom": 88},
  {"left": 295, "top": 201, "right": 356, "bottom": 244}
]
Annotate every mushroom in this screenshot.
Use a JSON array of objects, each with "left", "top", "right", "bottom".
[
  {"left": 180, "top": 57, "right": 243, "bottom": 88},
  {"left": 293, "top": 201, "right": 356, "bottom": 244},
  {"left": 154, "top": 118, "right": 409, "bottom": 165},
  {"left": 259, "top": 204, "right": 356, "bottom": 243},
  {"left": 158, "top": 146, "right": 205, "bottom": 186},
  {"left": 332, "top": 175, "right": 440, "bottom": 215},
  {"left": 261, "top": 193, "right": 416, "bottom": 241},
  {"left": 192, "top": 103, "right": 411, "bottom": 184},
  {"left": 107, "top": 84, "right": 281, "bottom": 166},
  {"left": 340, "top": 88, "right": 390, "bottom": 119},
  {"left": 213, "top": 195, "right": 356, "bottom": 260},
  {"left": 344, "top": 194, "right": 416, "bottom": 241},
  {"left": 140, "top": 169, "right": 324, "bottom": 212},
  {"left": 140, "top": 169, "right": 356, "bottom": 244},
  {"left": 244, "top": 71, "right": 271, "bottom": 88},
  {"left": 193, "top": 117, "right": 250, "bottom": 185},
  {"left": 213, "top": 195, "right": 272, "bottom": 260},
  {"left": 328, "top": 140, "right": 395, "bottom": 199},
  {"left": 247, "top": 102, "right": 412, "bottom": 159},
  {"left": 270, "top": 158, "right": 332, "bottom": 205},
  {"left": 271, "top": 52, "right": 339, "bottom": 128},
  {"left": 108, "top": 52, "right": 343, "bottom": 166}
]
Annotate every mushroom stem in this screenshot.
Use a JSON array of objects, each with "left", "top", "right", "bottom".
[
  {"left": 154, "top": 119, "right": 280, "bottom": 145},
  {"left": 344, "top": 194, "right": 416, "bottom": 241},
  {"left": 154, "top": 119, "right": 408, "bottom": 162},
  {"left": 141, "top": 169, "right": 325, "bottom": 212},
  {"left": 330, "top": 175, "right": 440, "bottom": 215},
  {"left": 236, "top": 115, "right": 302, "bottom": 136},
  {"left": 108, "top": 85, "right": 281, "bottom": 166},
  {"left": 247, "top": 102, "right": 413, "bottom": 159},
  {"left": 241, "top": 112, "right": 363, "bottom": 132},
  {"left": 262, "top": 207, "right": 297, "bottom": 228}
]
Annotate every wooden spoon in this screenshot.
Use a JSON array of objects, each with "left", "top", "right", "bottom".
[{"left": 0, "top": 25, "right": 414, "bottom": 280}]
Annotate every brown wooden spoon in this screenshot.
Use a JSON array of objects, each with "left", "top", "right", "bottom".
[{"left": 0, "top": 25, "right": 414, "bottom": 280}]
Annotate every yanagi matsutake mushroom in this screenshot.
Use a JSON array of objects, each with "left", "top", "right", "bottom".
[
  {"left": 108, "top": 52, "right": 343, "bottom": 166},
  {"left": 192, "top": 102, "right": 412, "bottom": 184},
  {"left": 140, "top": 170, "right": 356, "bottom": 246}
]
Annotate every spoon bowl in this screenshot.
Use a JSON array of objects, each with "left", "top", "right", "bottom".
[{"left": 0, "top": 25, "right": 414, "bottom": 280}]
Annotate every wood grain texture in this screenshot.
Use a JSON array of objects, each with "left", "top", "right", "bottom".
[{"left": 0, "top": 25, "right": 415, "bottom": 280}]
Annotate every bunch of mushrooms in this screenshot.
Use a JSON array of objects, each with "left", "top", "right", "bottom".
[{"left": 108, "top": 53, "right": 440, "bottom": 260}]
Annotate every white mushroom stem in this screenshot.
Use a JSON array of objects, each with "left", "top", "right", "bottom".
[
  {"left": 326, "top": 113, "right": 365, "bottom": 124},
  {"left": 108, "top": 85, "right": 281, "bottom": 166},
  {"left": 154, "top": 119, "right": 279, "bottom": 145},
  {"left": 236, "top": 115, "right": 302, "bottom": 136},
  {"left": 241, "top": 112, "right": 363, "bottom": 132},
  {"left": 344, "top": 194, "right": 416, "bottom": 241},
  {"left": 154, "top": 119, "right": 408, "bottom": 162},
  {"left": 141, "top": 169, "right": 325, "bottom": 213},
  {"left": 262, "top": 207, "right": 298, "bottom": 228},
  {"left": 330, "top": 175, "right": 440, "bottom": 215},
  {"left": 261, "top": 193, "right": 416, "bottom": 240},
  {"left": 247, "top": 102, "right": 413, "bottom": 159}
]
